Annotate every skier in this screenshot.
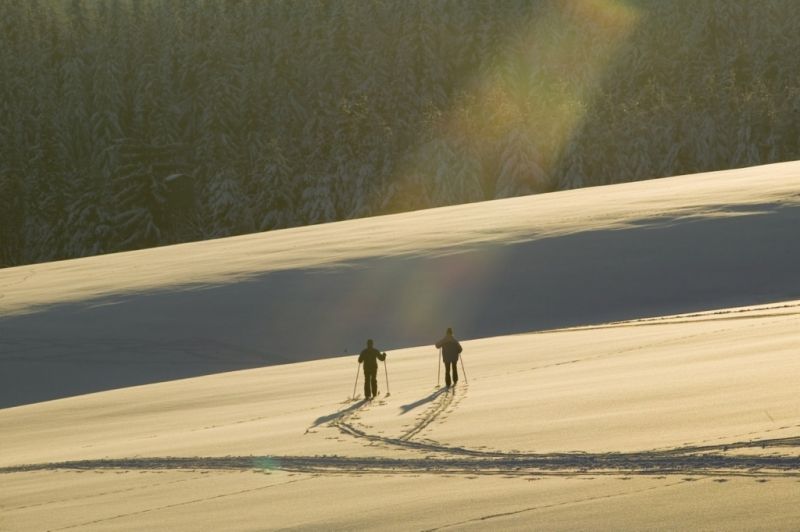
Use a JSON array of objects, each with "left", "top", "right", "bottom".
[
  {"left": 358, "top": 339, "right": 387, "bottom": 399},
  {"left": 435, "top": 327, "right": 463, "bottom": 387}
]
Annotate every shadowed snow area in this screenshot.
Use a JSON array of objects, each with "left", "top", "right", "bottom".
[{"left": 1, "top": 161, "right": 800, "bottom": 407}]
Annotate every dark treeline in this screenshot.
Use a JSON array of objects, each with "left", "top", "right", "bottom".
[{"left": 1, "top": 0, "right": 799, "bottom": 267}]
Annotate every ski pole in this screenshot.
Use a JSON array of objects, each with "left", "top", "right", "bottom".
[
  {"left": 437, "top": 348, "right": 442, "bottom": 387},
  {"left": 352, "top": 362, "right": 361, "bottom": 399},
  {"left": 383, "top": 354, "right": 390, "bottom": 395},
  {"left": 459, "top": 354, "right": 468, "bottom": 384}
]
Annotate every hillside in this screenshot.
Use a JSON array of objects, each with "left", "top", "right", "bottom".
[
  {"left": 1, "top": 161, "right": 799, "bottom": 408},
  {"left": 1, "top": 161, "right": 800, "bottom": 529},
  {"left": 2, "top": 302, "right": 800, "bottom": 530}
]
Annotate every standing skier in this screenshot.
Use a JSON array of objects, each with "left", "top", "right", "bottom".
[
  {"left": 435, "top": 327, "right": 463, "bottom": 387},
  {"left": 359, "top": 339, "right": 387, "bottom": 399}
]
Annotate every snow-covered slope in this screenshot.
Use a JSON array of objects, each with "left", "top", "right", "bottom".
[
  {"left": 1, "top": 161, "right": 800, "bottom": 530},
  {"left": 2, "top": 302, "right": 799, "bottom": 530},
  {"left": 1, "top": 162, "right": 799, "bottom": 407}
]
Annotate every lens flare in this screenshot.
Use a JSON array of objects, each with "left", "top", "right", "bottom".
[
  {"left": 375, "top": 1, "right": 641, "bottom": 336},
  {"left": 390, "top": 0, "right": 641, "bottom": 206}
]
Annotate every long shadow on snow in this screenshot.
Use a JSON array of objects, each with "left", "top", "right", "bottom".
[
  {"left": 399, "top": 388, "right": 448, "bottom": 415},
  {"left": 309, "top": 399, "right": 369, "bottom": 430}
]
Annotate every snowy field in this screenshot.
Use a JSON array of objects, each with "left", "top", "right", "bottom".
[{"left": 1, "top": 162, "right": 800, "bottom": 529}]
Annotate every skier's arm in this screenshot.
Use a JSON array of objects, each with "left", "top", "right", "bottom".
[
  {"left": 456, "top": 342, "right": 463, "bottom": 354},
  {"left": 358, "top": 351, "right": 364, "bottom": 363},
  {"left": 378, "top": 351, "right": 387, "bottom": 361}
]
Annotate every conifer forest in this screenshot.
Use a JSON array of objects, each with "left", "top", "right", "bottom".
[{"left": 2, "top": 0, "right": 799, "bottom": 267}]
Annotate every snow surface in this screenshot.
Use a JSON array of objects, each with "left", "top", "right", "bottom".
[
  {"left": 1, "top": 162, "right": 799, "bottom": 407},
  {"left": 1, "top": 161, "right": 800, "bottom": 529}
]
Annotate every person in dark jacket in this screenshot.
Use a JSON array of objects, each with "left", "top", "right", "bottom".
[
  {"left": 358, "top": 339, "right": 387, "bottom": 399},
  {"left": 435, "top": 327, "right": 463, "bottom": 387}
]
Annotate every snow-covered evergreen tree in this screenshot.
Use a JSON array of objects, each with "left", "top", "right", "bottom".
[
  {"left": 418, "top": 136, "right": 484, "bottom": 205},
  {"left": 205, "top": 169, "right": 251, "bottom": 238},
  {"left": 495, "top": 126, "right": 547, "bottom": 198},
  {"left": 111, "top": 142, "right": 173, "bottom": 250},
  {"left": 255, "top": 140, "right": 297, "bottom": 231},
  {"left": 301, "top": 174, "right": 337, "bottom": 225}
]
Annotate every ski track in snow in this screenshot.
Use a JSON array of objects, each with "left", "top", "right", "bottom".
[
  {"left": 327, "top": 386, "right": 467, "bottom": 456},
  {"left": 47, "top": 478, "right": 310, "bottom": 531},
  {"left": 553, "top": 302, "right": 800, "bottom": 333},
  {"left": 2, "top": 474, "right": 207, "bottom": 512},
  {"left": 4, "top": 385, "right": 800, "bottom": 478},
  {"left": 512, "top": 314, "right": 800, "bottom": 378},
  {"left": 421, "top": 479, "right": 693, "bottom": 531},
  {"left": 3, "top": 439, "right": 800, "bottom": 478}
]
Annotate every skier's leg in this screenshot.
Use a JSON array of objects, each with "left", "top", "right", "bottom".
[
  {"left": 444, "top": 361, "right": 452, "bottom": 387},
  {"left": 452, "top": 360, "right": 458, "bottom": 385},
  {"left": 371, "top": 374, "right": 378, "bottom": 396},
  {"left": 364, "top": 369, "right": 372, "bottom": 398}
]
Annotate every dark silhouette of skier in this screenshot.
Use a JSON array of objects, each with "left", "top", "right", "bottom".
[
  {"left": 359, "top": 339, "right": 387, "bottom": 399},
  {"left": 435, "top": 327, "right": 462, "bottom": 387}
]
